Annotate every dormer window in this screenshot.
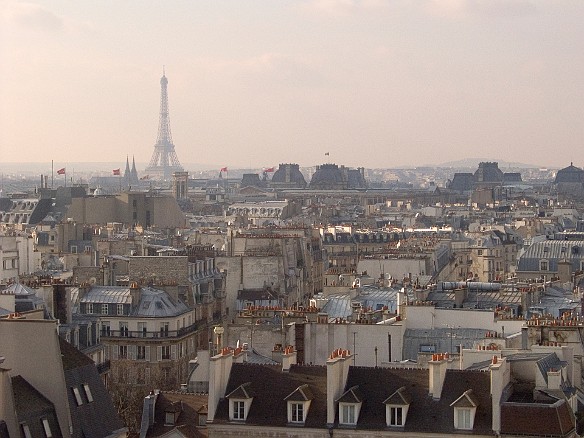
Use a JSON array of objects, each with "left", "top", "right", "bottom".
[
  {"left": 336, "top": 386, "right": 363, "bottom": 427},
  {"left": 383, "top": 386, "right": 411, "bottom": 427},
  {"left": 450, "top": 389, "right": 478, "bottom": 431},
  {"left": 226, "top": 382, "right": 254, "bottom": 422},
  {"left": 340, "top": 404, "right": 356, "bottom": 425},
  {"left": 540, "top": 260, "right": 549, "bottom": 271},
  {"left": 284, "top": 384, "right": 313, "bottom": 425}
]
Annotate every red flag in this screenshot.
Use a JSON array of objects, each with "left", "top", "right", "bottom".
[
  {"left": 57, "top": 168, "right": 66, "bottom": 175},
  {"left": 220, "top": 167, "right": 228, "bottom": 172},
  {"left": 264, "top": 167, "right": 275, "bottom": 172},
  {"left": 112, "top": 168, "right": 120, "bottom": 176}
]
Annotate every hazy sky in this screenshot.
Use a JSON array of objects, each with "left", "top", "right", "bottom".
[{"left": 1, "top": 0, "right": 583, "bottom": 170}]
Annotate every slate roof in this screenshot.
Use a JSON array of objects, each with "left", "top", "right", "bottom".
[
  {"left": 336, "top": 385, "right": 364, "bottom": 403},
  {"left": 501, "top": 400, "right": 575, "bottom": 436},
  {"left": 144, "top": 392, "right": 208, "bottom": 438},
  {"left": 59, "top": 338, "right": 126, "bottom": 438},
  {"left": 341, "top": 367, "right": 492, "bottom": 433},
  {"left": 214, "top": 363, "right": 327, "bottom": 428},
  {"left": 11, "top": 375, "right": 63, "bottom": 438},
  {"left": 284, "top": 384, "right": 314, "bottom": 402}
]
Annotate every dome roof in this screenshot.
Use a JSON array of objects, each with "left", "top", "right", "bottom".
[
  {"left": 309, "top": 164, "right": 344, "bottom": 188},
  {"left": 555, "top": 163, "right": 584, "bottom": 184},
  {"left": 271, "top": 163, "right": 307, "bottom": 187}
]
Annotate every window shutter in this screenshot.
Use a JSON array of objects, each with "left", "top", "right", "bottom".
[
  {"left": 145, "top": 346, "right": 150, "bottom": 362},
  {"left": 171, "top": 345, "right": 177, "bottom": 360},
  {"left": 157, "top": 346, "right": 162, "bottom": 362},
  {"left": 129, "top": 345, "right": 136, "bottom": 360},
  {"left": 112, "top": 345, "right": 118, "bottom": 360}
]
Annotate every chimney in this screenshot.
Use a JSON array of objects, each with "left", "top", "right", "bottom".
[
  {"left": 129, "top": 282, "right": 142, "bottom": 309},
  {"left": 0, "top": 367, "right": 19, "bottom": 437},
  {"left": 454, "top": 288, "right": 467, "bottom": 308},
  {"left": 521, "top": 327, "right": 528, "bottom": 350},
  {"left": 547, "top": 369, "right": 562, "bottom": 390},
  {"left": 282, "top": 346, "right": 297, "bottom": 372},
  {"left": 326, "top": 348, "right": 352, "bottom": 426},
  {"left": 207, "top": 348, "right": 234, "bottom": 423},
  {"left": 561, "top": 346, "right": 575, "bottom": 389},
  {"left": 428, "top": 354, "right": 448, "bottom": 399},
  {"left": 490, "top": 356, "right": 510, "bottom": 435}
]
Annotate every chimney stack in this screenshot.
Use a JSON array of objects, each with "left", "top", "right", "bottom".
[
  {"left": 326, "top": 348, "right": 352, "bottom": 426},
  {"left": 207, "top": 348, "right": 234, "bottom": 423},
  {"left": 490, "top": 356, "right": 510, "bottom": 435},
  {"left": 428, "top": 353, "right": 448, "bottom": 399},
  {"left": 282, "top": 346, "right": 297, "bottom": 372},
  {"left": 129, "top": 282, "right": 142, "bottom": 310}
]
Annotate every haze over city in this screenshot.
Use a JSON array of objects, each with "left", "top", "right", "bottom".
[{"left": 1, "top": 0, "right": 584, "bottom": 170}]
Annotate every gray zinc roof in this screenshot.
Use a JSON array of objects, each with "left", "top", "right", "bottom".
[
  {"left": 518, "top": 240, "right": 584, "bottom": 272},
  {"left": 131, "top": 287, "right": 189, "bottom": 317}
]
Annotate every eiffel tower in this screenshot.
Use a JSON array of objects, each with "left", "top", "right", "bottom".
[{"left": 146, "top": 69, "right": 183, "bottom": 180}]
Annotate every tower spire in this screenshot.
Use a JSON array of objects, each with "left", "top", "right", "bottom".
[{"left": 145, "top": 70, "right": 183, "bottom": 180}]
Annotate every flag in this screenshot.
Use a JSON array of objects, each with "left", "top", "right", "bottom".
[
  {"left": 325, "top": 152, "right": 330, "bottom": 156},
  {"left": 112, "top": 168, "right": 120, "bottom": 176},
  {"left": 220, "top": 167, "right": 228, "bottom": 172},
  {"left": 264, "top": 167, "right": 275, "bottom": 172},
  {"left": 57, "top": 168, "right": 66, "bottom": 175},
  {"left": 140, "top": 175, "right": 150, "bottom": 180}
]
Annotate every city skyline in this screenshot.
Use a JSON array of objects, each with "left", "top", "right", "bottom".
[{"left": 2, "top": 1, "right": 584, "bottom": 169}]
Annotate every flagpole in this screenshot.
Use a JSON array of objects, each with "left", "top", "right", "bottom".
[{"left": 51, "top": 160, "right": 54, "bottom": 189}]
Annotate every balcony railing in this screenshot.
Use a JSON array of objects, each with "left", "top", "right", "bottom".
[{"left": 100, "top": 322, "right": 200, "bottom": 340}]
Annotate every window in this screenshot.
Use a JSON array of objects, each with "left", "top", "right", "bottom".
[
  {"left": 340, "top": 404, "right": 356, "bottom": 425},
  {"left": 119, "top": 345, "right": 128, "bottom": 359},
  {"left": 119, "top": 322, "right": 129, "bottom": 337},
  {"left": 138, "top": 322, "right": 147, "bottom": 337},
  {"left": 21, "top": 424, "right": 32, "bottom": 438},
  {"left": 162, "top": 345, "right": 171, "bottom": 360},
  {"left": 540, "top": 260, "right": 549, "bottom": 271},
  {"left": 71, "top": 245, "right": 78, "bottom": 254},
  {"left": 72, "top": 387, "right": 83, "bottom": 405},
  {"left": 233, "top": 401, "right": 245, "bottom": 420},
  {"left": 137, "top": 345, "right": 146, "bottom": 360},
  {"left": 477, "top": 249, "right": 483, "bottom": 256},
  {"left": 389, "top": 407, "right": 403, "bottom": 426},
  {"left": 42, "top": 418, "right": 53, "bottom": 438},
  {"left": 291, "top": 403, "right": 304, "bottom": 423},
  {"left": 86, "top": 303, "right": 93, "bottom": 314},
  {"left": 101, "top": 321, "right": 110, "bottom": 336},
  {"left": 117, "top": 304, "right": 124, "bottom": 315},
  {"left": 101, "top": 304, "right": 109, "bottom": 315},
  {"left": 457, "top": 408, "right": 471, "bottom": 430},
  {"left": 83, "top": 384, "right": 93, "bottom": 403},
  {"left": 160, "top": 322, "right": 169, "bottom": 337}
]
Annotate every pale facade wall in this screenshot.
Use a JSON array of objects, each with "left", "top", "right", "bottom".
[
  {"left": 287, "top": 322, "right": 404, "bottom": 367},
  {"left": 0, "top": 319, "right": 72, "bottom": 438},
  {"left": 404, "top": 306, "right": 525, "bottom": 334},
  {"left": 358, "top": 258, "right": 432, "bottom": 280}
]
